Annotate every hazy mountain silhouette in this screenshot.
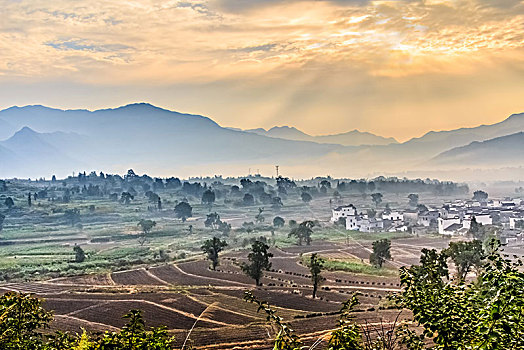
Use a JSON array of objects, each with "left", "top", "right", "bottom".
[
  {"left": 0, "top": 104, "right": 346, "bottom": 178},
  {"left": 0, "top": 103, "right": 523, "bottom": 179},
  {"left": 246, "top": 126, "right": 398, "bottom": 146},
  {"left": 0, "top": 118, "right": 15, "bottom": 140},
  {"left": 0, "top": 127, "right": 85, "bottom": 178},
  {"left": 432, "top": 132, "right": 524, "bottom": 166}
]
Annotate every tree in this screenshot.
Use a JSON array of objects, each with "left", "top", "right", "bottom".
[
  {"left": 395, "top": 239, "right": 524, "bottom": 349},
  {"left": 301, "top": 192, "right": 312, "bottom": 204},
  {"left": 27, "top": 193, "right": 32, "bottom": 207},
  {"left": 205, "top": 212, "right": 221, "bottom": 230},
  {"left": 0, "top": 213, "right": 5, "bottom": 233},
  {"left": 289, "top": 220, "right": 315, "bottom": 246},
  {"left": 64, "top": 208, "right": 80, "bottom": 227},
  {"left": 369, "top": 239, "right": 391, "bottom": 268},
  {"left": 473, "top": 190, "right": 488, "bottom": 201},
  {"left": 174, "top": 201, "right": 192, "bottom": 222},
  {"left": 4, "top": 197, "right": 14, "bottom": 209},
  {"left": 242, "top": 240, "right": 273, "bottom": 286},
  {"left": 137, "top": 219, "right": 156, "bottom": 245},
  {"left": 444, "top": 240, "right": 484, "bottom": 281},
  {"left": 468, "top": 216, "right": 485, "bottom": 240},
  {"left": 243, "top": 193, "right": 255, "bottom": 206},
  {"left": 0, "top": 292, "right": 52, "bottom": 349},
  {"left": 273, "top": 216, "right": 285, "bottom": 228},
  {"left": 120, "top": 191, "right": 134, "bottom": 205},
  {"left": 73, "top": 245, "right": 85, "bottom": 263},
  {"left": 201, "top": 237, "right": 228, "bottom": 270},
  {"left": 255, "top": 207, "right": 265, "bottom": 224},
  {"left": 201, "top": 189, "right": 216, "bottom": 208},
  {"left": 371, "top": 193, "right": 383, "bottom": 207},
  {"left": 309, "top": 253, "right": 324, "bottom": 299},
  {"left": 408, "top": 193, "right": 419, "bottom": 207}
]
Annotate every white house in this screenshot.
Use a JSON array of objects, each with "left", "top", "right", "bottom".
[
  {"left": 438, "top": 217, "right": 461, "bottom": 235},
  {"left": 331, "top": 204, "right": 357, "bottom": 222},
  {"left": 418, "top": 211, "right": 439, "bottom": 227},
  {"left": 382, "top": 211, "right": 403, "bottom": 222}
]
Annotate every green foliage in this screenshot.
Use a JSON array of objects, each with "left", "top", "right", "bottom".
[
  {"left": 288, "top": 220, "right": 315, "bottom": 246},
  {"left": 327, "top": 295, "right": 362, "bottom": 350},
  {"left": 395, "top": 239, "right": 524, "bottom": 349},
  {"left": 273, "top": 216, "right": 285, "bottom": 228},
  {"left": 473, "top": 190, "right": 488, "bottom": 201},
  {"left": 4, "top": 197, "right": 14, "bottom": 209},
  {"left": 0, "top": 293, "right": 175, "bottom": 349},
  {"left": 243, "top": 292, "right": 303, "bottom": 350},
  {"left": 73, "top": 245, "right": 86, "bottom": 263},
  {"left": 0, "top": 292, "right": 52, "bottom": 349},
  {"left": 137, "top": 219, "right": 156, "bottom": 245},
  {"left": 369, "top": 239, "right": 391, "bottom": 268},
  {"left": 201, "top": 189, "right": 215, "bottom": 207},
  {"left": 371, "top": 193, "right": 383, "bottom": 207},
  {"left": 201, "top": 236, "right": 228, "bottom": 270},
  {"left": 309, "top": 253, "right": 324, "bottom": 299},
  {"left": 241, "top": 240, "right": 273, "bottom": 286},
  {"left": 174, "top": 201, "right": 192, "bottom": 222},
  {"left": 300, "top": 192, "right": 312, "bottom": 203},
  {"left": 408, "top": 193, "right": 419, "bottom": 207},
  {"left": 444, "top": 240, "right": 484, "bottom": 281},
  {"left": 64, "top": 208, "right": 81, "bottom": 227}
]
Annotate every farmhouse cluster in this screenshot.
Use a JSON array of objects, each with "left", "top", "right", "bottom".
[{"left": 331, "top": 198, "right": 524, "bottom": 239}]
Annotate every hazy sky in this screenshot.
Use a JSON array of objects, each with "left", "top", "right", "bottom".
[{"left": 1, "top": 0, "right": 523, "bottom": 141}]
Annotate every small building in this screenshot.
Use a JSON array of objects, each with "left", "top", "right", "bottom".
[{"left": 331, "top": 204, "right": 357, "bottom": 222}]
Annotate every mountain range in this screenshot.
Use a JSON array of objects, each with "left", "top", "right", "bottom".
[
  {"left": 0, "top": 103, "right": 522, "bottom": 180},
  {"left": 244, "top": 126, "right": 398, "bottom": 146}
]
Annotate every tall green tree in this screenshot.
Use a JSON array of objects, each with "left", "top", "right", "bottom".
[
  {"left": 137, "top": 219, "right": 156, "bottom": 246},
  {"left": 273, "top": 216, "right": 285, "bottom": 228},
  {"left": 0, "top": 213, "right": 5, "bottom": 233},
  {"left": 64, "top": 208, "right": 80, "bottom": 227},
  {"left": 371, "top": 193, "right": 383, "bottom": 208},
  {"left": 301, "top": 192, "right": 312, "bottom": 204},
  {"left": 309, "top": 253, "right": 324, "bottom": 299},
  {"left": 174, "top": 201, "right": 192, "bottom": 222},
  {"left": 444, "top": 240, "right": 484, "bottom": 282},
  {"left": 201, "top": 189, "right": 216, "bottom": 208},
  {"left": 369, "top": 238, "right": 391, "bottom": 268},
  {"left": 242, "top": 240, "right": 273, "bottom": 286},
  {"left": 201, "top": 237, "right": 228, "bottom": 270},
  {"left": 288, "top": 220, "right": 315, "bottom": 246},
  {"left": 73, "top": 245, "right": 86, "bottom": 263},
  {"left": 408, "top": 193, "right": 419, "bottom": 207},
  {"left": 4, "top": 197, "right": 14, "bottom": 209}
]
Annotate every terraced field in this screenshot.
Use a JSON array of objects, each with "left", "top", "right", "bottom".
[{"left": 1, "top": 238, "right": 445, "bottom": 349}]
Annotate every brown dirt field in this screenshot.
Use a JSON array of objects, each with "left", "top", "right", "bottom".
[
  {"left": 50, "top": 273, "right": 114, "bottom": 286},
  {"left": 111, "top": 268, "right": 167, "bottom": 285}
]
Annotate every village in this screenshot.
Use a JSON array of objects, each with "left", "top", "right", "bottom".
[{"left": 331, "top": 194, "right": 524, "bottom": 243}]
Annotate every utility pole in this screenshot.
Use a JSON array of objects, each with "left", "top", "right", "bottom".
[{"left": 275, "top": 165, "right": 279, "bottom": 178}]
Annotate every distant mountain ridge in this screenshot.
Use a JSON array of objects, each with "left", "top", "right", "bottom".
[
  {"left": 0, "top": 118, "right": 16, "bottom": 140},
  {"left": 432, "top": 132, "right": 524, "bottom": 166},
  {"left": 0, "top": 103, "right": 523, "bottom": 179},
  {"left": 245, "top": 126, "right": 398, "bottom": 146}
]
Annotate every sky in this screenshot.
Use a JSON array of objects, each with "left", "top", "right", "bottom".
[{"left": 1, "top": 0, "right": 523, "bottom": 142}]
